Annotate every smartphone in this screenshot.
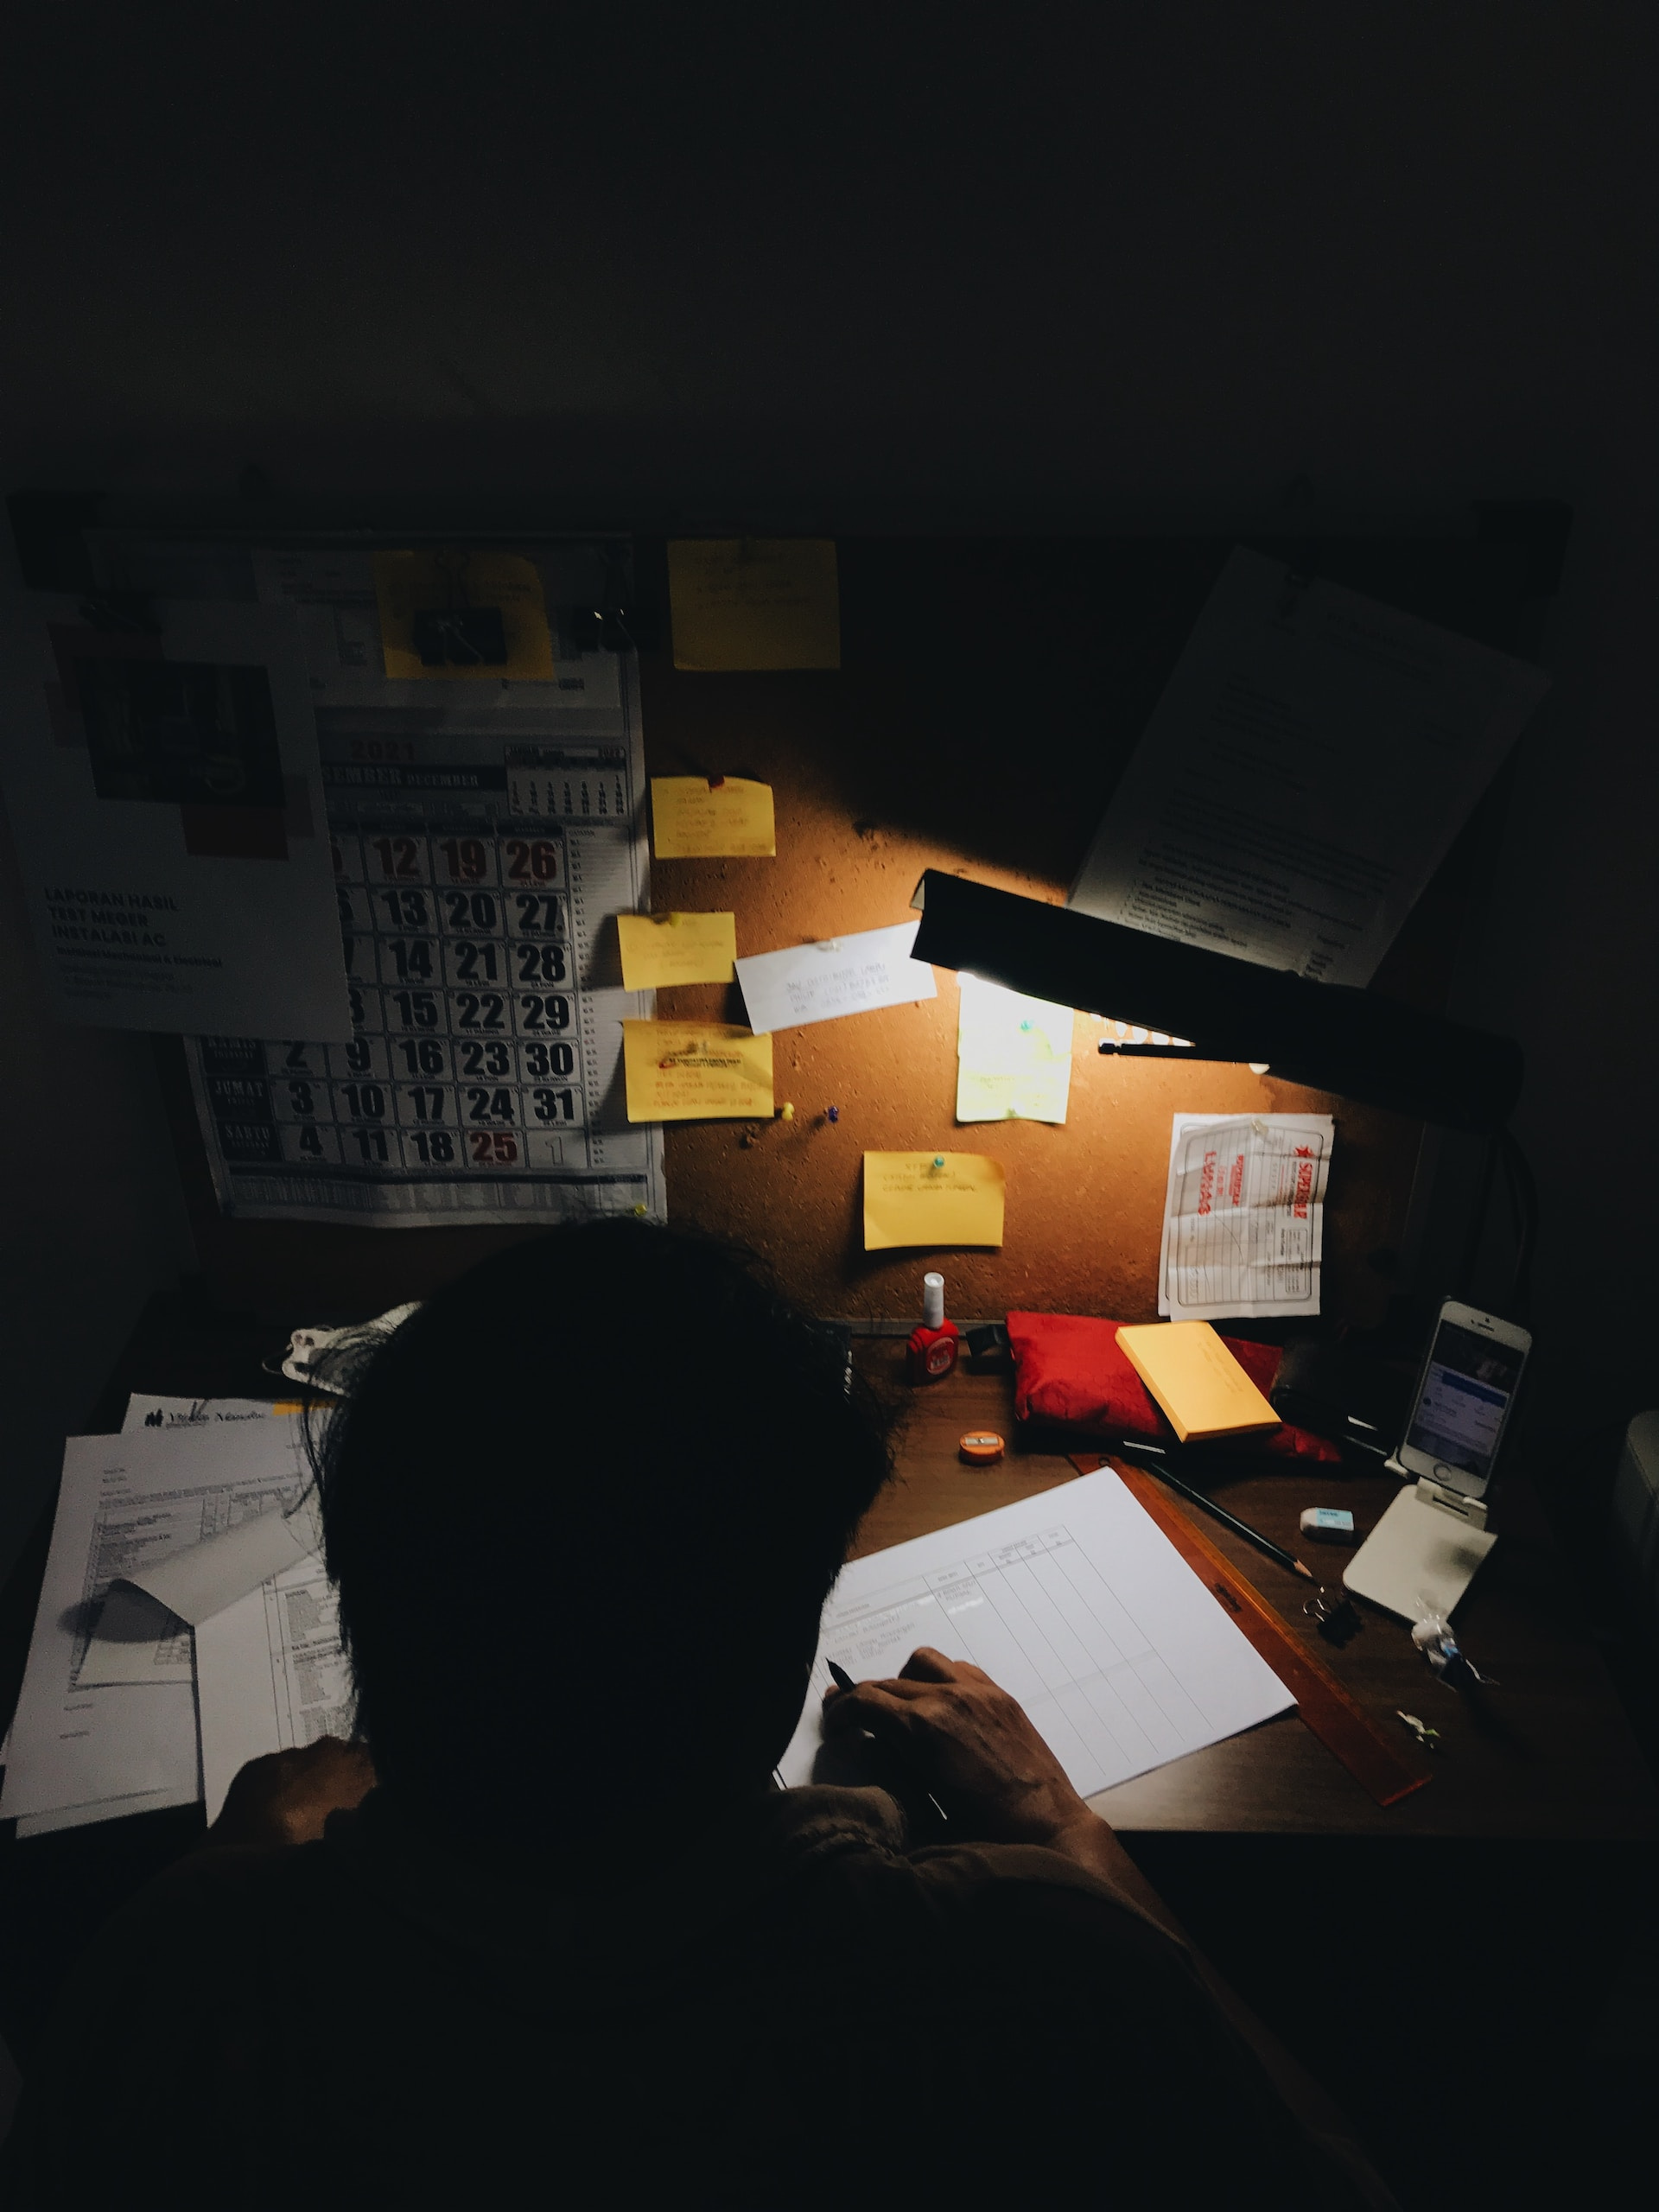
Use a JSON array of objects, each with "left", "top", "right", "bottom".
[{"left": 1395, "top": 1299, "right": 1532, "bottom": 1498}]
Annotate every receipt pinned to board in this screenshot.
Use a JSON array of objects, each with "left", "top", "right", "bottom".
[
  {"left": 1158, "top": 1112, "right": 1334, "bottom": 1320},
  {"left": 737, "top": 922, "right": 937, "bottom": 1035}
]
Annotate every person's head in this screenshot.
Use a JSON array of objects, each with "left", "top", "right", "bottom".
[{"left": 315, "top": 1222, "right": 892, "bottom": 1847}]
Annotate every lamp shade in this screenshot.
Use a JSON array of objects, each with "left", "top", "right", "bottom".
[{"left": 910, "top": 871, "right": 1522, "bottom": 1134}]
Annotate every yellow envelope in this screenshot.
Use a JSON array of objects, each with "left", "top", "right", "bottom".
[
  {"left": 616, "top": 911, "right": 738, "bottom": 990},
  {"left": 862, "top": 1152, "right": 1007, "bottom": 1250},
  {"left": 651, "top": 776, "right": 776, "bottom": 858},
  {"left": 668, "top": 538, "right": 841, "bottom": 671},
  {"left": 373, "top": 549, "right": 555, "bottom": 681},
  {"left": 623, "top": 1021, "right": 774, "bottom": 1122}
]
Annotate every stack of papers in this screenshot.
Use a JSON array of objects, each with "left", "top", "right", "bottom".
[
  {"left": 5, "top": 1404, "right": 1300, "bottom": 1840},
  {"left": 0, "top": 1400, "right": 340, "bottom": 1837}
]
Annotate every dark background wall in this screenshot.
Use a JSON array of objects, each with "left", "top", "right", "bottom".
[{"left": 2, "top": 3, "right": 1655, "bottom": 1576}]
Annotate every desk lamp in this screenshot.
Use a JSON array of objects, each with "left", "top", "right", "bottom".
[{"left": 909, "top": 870, "right": 1521, "bottom": 1136}]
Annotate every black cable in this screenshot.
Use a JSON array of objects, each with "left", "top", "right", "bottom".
[
  {"left": 1499, "top": 1129, "right": 1540, "bottom": 1324},
  {"left": 1453, "top": 1128, "right": 1538, "bottom": 1324},
  {"left": 1459, "top": 1131, "right": 1501, "bottom": 1300}
]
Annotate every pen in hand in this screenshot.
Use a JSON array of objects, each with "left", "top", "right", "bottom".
[{"left": 824, "top": 1660, "right": 949, "bottom": 1827}]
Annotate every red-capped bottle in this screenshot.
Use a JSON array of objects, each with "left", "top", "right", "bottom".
[{"left": 906, "top": 1272, "right": 960, "bottom": 1384}]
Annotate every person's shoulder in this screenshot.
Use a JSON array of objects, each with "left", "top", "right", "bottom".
[{"left": 9, "top": 1837, "right": 353, "bottom": 2209}]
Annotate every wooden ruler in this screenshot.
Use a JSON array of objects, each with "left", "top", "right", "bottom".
[{"left": 1069, "top": 1452, "right": 1429, "bottom": 1808}]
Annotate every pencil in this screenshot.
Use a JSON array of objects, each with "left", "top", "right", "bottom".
[{"left": 1116, "top": 1446, "right": 1316, "bottom": 1581}]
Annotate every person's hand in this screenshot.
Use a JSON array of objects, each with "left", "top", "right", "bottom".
[
  {"left": 205, "top": 1737, "right": 376, "bottom": 1850},
  {"left": 822, "top": 1647, "right": 1107, "bottom": 1859}
]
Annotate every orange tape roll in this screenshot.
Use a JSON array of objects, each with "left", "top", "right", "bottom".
[{"left": 958, "top": 1431, "right": 1006, "bottom": 1465}]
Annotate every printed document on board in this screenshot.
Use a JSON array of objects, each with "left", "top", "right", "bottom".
[
  {"left": 1157, "top": 1112, "right": 1334, "bottom": 1320},
  {"left": 1069, "top": 548, "right": 1549, "bottom": 986},
  {"left": 0, "top": 596, "right": 351, "bottom": 1037}
]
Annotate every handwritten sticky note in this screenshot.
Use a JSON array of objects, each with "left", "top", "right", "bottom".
[
  {"left": 623, "top": 1021, "right": 773, "bottom": 1122},
  {"left": 736, "top": 922, "right": 936, "bottom": 1035},
  {"left": 667, "top": 539, "right": 841, "bottom": 671},
  {"left": 617, "top": 912, "right": 738, "bottom": 991},
  {"left": 862, "top": 1152, "right": 1007, "bottom": 1250},
  {"left": 956, "top": 975, "right": 1075, "bottom": 1125},
  {"left": 651, "top": 776, "right": 776, "bottom": 858},
  {"left": 373, "top": 549, "right": 555, "bottom": 681}
]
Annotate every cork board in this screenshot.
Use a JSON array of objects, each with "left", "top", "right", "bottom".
[
  {"left": 630, "top": 531, "right": 1542, "bottom": 1326},
  {"left": 162, "top": 531, "right": 1539, "bottom": 1324}
]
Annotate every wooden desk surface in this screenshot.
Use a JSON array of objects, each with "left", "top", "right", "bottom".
[
  {"left": 854, "top": 1344, "right": 1659, "bottom": 1842},
  {"left": 3, "top": 1297, "right": 1655, "bottom": 1850}
]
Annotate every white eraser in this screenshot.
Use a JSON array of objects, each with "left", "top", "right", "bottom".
[{"left": 1300, "top": 1506, "right": 1356, "bottom": 1537}]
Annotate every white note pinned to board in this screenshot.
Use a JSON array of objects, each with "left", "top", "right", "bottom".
[{"left": 735, "top": 920, "right": 937, "bottom": 1034}]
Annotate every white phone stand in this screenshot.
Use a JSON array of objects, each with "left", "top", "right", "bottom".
[{"left": 1342, "top": 1460, "right": 1497, "bottom": 1623}]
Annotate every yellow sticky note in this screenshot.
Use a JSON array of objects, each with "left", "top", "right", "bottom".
[
  {"left": 668, "top": 539, "right": 841, "bottom": 671},
  {"left": 373, "top": 549, "right": 555, "bottom": 681},
  {"left": 862, "top": 1152, "right": 1007, "bottom": 1250},
  {"left": 623, "top": 1021, "right": 773, "bottom": 1121},
  {"left": 956, "top": 976, "right": 1075, "bottom": 1125},
  {"left": 651, "top": 776, "right": 776, "bottom": 859},
  {"left": 617, "top": 912, "right": 738, "bottom": 990}
]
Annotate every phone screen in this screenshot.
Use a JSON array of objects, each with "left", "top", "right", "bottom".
[{"left": 1405, "top": 1320, "right": 1524, "bottom": 1480}]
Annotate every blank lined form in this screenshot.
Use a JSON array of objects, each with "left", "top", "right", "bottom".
[{"left": 779, "top": 1470, "right": 1294, "bottom": 1796}]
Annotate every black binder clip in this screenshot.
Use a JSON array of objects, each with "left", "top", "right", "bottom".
[
  {"left": 411, "top": 604, "right": 508, "bottom": 667},
  {"left": 964, "top": 1322, "right": 1012, "bottom": 1373}
]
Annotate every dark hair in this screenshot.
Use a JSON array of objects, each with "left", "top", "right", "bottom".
[{"left": 315, "top": 1222, "right": 892, "bottom": 1847}]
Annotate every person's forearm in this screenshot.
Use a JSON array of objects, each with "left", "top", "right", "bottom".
[{"left": 1044, "top": 1809, "right": 1192, "bottom": 1942}]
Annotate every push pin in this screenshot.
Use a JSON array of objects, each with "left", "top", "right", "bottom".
[
  {"left": 931, "top": 1154, "right": 946, "bottom": 1170},
  {"left": 825, "top": 1106, "right": 840, "bottom": 1123}
]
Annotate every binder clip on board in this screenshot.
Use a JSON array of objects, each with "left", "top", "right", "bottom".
[{"left": 372, "top": 550, "right": 556, "bottom": 681}]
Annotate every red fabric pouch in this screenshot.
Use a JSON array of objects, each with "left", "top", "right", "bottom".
[{"left": 1005, "top": 1311, "right": 1342, "bottom": 1461}]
